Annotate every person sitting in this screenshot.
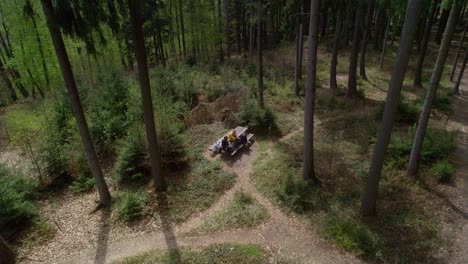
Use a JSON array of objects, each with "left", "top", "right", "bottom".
[
  {"left": 239, "top": 134, "right": 247, "bottom": 145},
  {"left": 221, "top": 136, "right": 229, "bottom": 151},
  {"left": 227, "top": 130, "right": 238, "bottom": 143}
]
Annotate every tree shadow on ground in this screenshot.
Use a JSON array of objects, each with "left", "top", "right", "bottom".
[
  {"left": 94, "top": 209, "right": 111, "bottom": 264},
  {"left": 157, "top": 192, "right": 182, "bottom": 263}
]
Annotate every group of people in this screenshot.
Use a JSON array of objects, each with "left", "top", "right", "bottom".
[{"left": 220, "top": 130, "right": 247, "bottom": 153}]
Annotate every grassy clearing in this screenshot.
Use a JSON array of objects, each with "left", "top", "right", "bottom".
[
  {"left": 162, "top": 156, "right": 237, "bottom": 224},
  {"left": 115, "top": 243, "right": 288, "bottom": 264},
  {"left": 251, "top": 111, "right": 449, "bottom": 262},
  {"left": 193, "top": 191, "right": 268, "bottom": 234}
]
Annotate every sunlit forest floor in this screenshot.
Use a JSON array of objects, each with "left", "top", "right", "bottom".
[{"left": 0, "top": 40, "right": 466, "bottom": 263}]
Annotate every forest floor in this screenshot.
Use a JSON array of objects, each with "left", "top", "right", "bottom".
[
  {"left": 443, "top": 69, "right": 468, "bottom": 263},
  {"left": 5, "top": 43, "right": 467, "bottom": 263},
  {"left": 60, "top": 115, "right": 372, "bottom": 264}
]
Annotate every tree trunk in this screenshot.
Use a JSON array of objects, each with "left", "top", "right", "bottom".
[
  {"left": 179, "top": 0, "right": 187, "bottom": 57},
  {"left": 217, "top": 0, "right": 224, "bottom": 62},
  {"left": 450, "top": 20, "right": 467, "bottom": 81},
  {"left": 298, "top": 5, "right": 304, "bottom": 79},
  {"left": 235, "top": 0, "right": 242, "bottom": 53},
  {"left": 128, "top": 0, "right": 165, "bottom": 191},
  {"left": 359, "top": 0, "right": 377, "bottom": 81},
  {"left": 408, "top": 0, "right": 462, "bottom": 178},
  {"left": 454, "top": 49, "right": 468, "bottom": 95},
  {"left": 295, "top": 7, "right": 304, "bottom": 96},
  {"left": 414, "top": 0, "right": 440, "bottom": 88},
  {"left": 0, "top": 59, "right": 17, "bottom": 101},
  {"left": 436, "top": 8, "right": 449, "bottom": 44},
  {"left": 330, "top": 11, "right": 342, "bottom": 91},
  {"left": 347, "top": 7, "right": 362, "bottom": 98},
  {"left": 361, "top": 0, "right": 423, "bottom": 217},
  {"left": 0, "top": 236, "right": 15, "bottom": 264},
  {"left": 40, "top": 0, "right": 112, "bottom": 207},
  {"left": 189, "top": 0, "right": 197, "bottom": 61},
  {"left": 31, "top": 16, "right": 50, "bottom": 88},
  {"left": 249, "top": 25, "right": 253, "bottom": 57},
  {"left": 226, "top": 0, "right": 232, "bottom": 58},
  {"left": 303, "top": 0, "right": 320, "bottom": 183},
  {"left": 175, "top": 1, "right": 182, "bottom": 58},
  {"left": 257, "top": 0, "right": 263, "bottom": 108},
  {"left": 379, "top": 17, "right": 391, "bottom": 69}
]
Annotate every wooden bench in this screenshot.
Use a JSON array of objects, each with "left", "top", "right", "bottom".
[{"left": 209, "top": 126, "right": 254, "bottom": 156}]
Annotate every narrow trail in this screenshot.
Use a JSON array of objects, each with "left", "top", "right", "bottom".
[
  {"left": 447, "top": 70, "right": 468, "bottom": 264},
  {"left": 65, "top": 120, "right": 362, "bottom": 264}
]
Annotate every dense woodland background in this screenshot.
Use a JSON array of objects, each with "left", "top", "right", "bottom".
[{"left": 0, "top": 0, "right": 467, "bottom": 263}]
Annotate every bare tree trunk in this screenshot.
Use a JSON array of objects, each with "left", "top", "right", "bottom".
[
  {"left": 454, "top": 49, "right": 467, "bottom": 95},
  {"left": 0, "top": 236, "right": 15, "bottom": 264},
  {"left": 235, "top": 0, "right": 242, "bottom": 53},
  {"left": 41, "top": 0, "right": 112, "bottom": 207},
  {"left": 179, "top": 0, "right": 187, "bottom": 57},
  {"left": 361, "top": 0, "right": 423, "bottom": 217},
  {"left": 295, "top": 7, "right": 304, "bottom": 96},
  {"left": 408, "top": 0, "right": 462, "bottom": 178},
  {"left": 257, "top": 0, "right": 263, "bottom": 108},
  {"left": 379, "top": 17, "right": 391, "bottom": 69},
  {"left": 414, "top": 0, "right": 439, "bottom": 87},
  {"left": 330, "top": 11, "right": 342, "bottom": 91},
  {"left": 249, "top": 25, "right": 253, "bottom": 57},
  {"left": 359, "top": 0, "right": 376, "bottom": 81},
  {"left": 0, "top": 59, "right": 17, "bottom": 101},
  {"left": 175, "top": 1, "right": 182, "bottom": 58},
  {"left": 303, "top": 0, "right": 320, "bottom": 183},
  {"left": 450, "top": 20, "right": 467, "bottom": 81},
  {"left": 128, "top": 0, "right": 165, "bottom": 191},
  {"left": 436, "top": 8, "right": 449, "bottom": 44},
  {"left": 298, "top": 5, "right": 304, "bottom": 79},
  {"left": 217, "top": 0, "right": 224, "bottom": 62},
  {"left": 189, "top": 0, "right": 197, "bottom": 61},
  {"left": 226, "top": 0, "right": 232, "bottom": 58},
  {"left": 29, "top": 16, "right": 50, "bottom": 89},
  {"left": 347, "top": 7, "right": 362, "bottom": 98}
]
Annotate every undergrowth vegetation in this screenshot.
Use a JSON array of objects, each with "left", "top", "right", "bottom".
[
  {"left": 117, "top": 243, "right": 277, "bottom": 264},
  {"left": 194, "top": 191, "right": 268, "bottom": 233}
]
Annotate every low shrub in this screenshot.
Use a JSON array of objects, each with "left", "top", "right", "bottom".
[
  {"left": 87, "top": 70, "right": 130, "bottom": 154},
  {"left": 0, "top": 165, "right": 37, "bottom": 239},
  {"left": 433, "top": 95, "right": 451, "bottom": 113},
  {"left": 431, "top": 159, "right": 454, "bottom": 183},
  {"left": 375, "top": 101, "right": 419, "bottom": 125},
  {"left": 71, "top": 153, "right": 95, "bottom": 193},
  {"left": 114, "top": 104, "right": 189, "bottom": 186},
  {"left": 324, "top": 214, "right": 382, "bottom": 260},
  {"left": 386, "top": 128, "right": 456, "bottom": 169},
  {"left": 113, "top": 125, "right": 149, "bottom": 186},
  {"left": 317, "top": 96, "right": 352, "bottom": 111},
  {"left": 421, "top": 129, "right": 455, "bottom": 162},
  {"left": 115, "top": 191, "right": 147, "bottom": 222},
  {"left": 238, "top": 98, "right": 279, "bottom": 134},
  {"left": 386, "top": 133, "right": 413, "bottom": 169},
  {"left": 275, "top": 172, "right": 328, "bottom": 214}
]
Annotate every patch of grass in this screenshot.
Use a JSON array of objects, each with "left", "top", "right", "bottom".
[
  {"left": 317, "top": 96, "right": 353, "bottom": 111},
  {"left": 18, "top": 221, "right": 56, "bottom": 248},
  {"left": 323, "top": 214, "right": 383, "bottom": 260},
  {"left": 238, "top": 98, "right": 280, "bottom": 135},
  {"left": 431, "top": 159, "right": 454, "bottom": 183},
  {"left": 194, "top": 191, "right": 268, "bottom": 233},
  {"left": 275, "top": 172, "right": 329, "bottom": 214},
  {"left": 375, "top": 101, "right": 419, "bottom": 125},
  {"left": 115, "top": 191, "right": 148, "bottom": 222},
  {"left": 0, "top": 165, "right": 37, "bottom": 239},
  {"left": 115, "top": 244, "right": 272, "bottom": 264},
  {"left": 165, "top": 156, "right": 236, "bottom": 223}
]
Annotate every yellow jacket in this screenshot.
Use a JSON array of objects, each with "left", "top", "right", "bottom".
[{"left": 228, "top": 131, "right": 237, "bottom": 142}]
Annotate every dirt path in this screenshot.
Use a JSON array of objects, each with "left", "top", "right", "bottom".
[
  {"left": 63, "top": 126, "right": 361, "bottom": 264},
  {"left": 446, "top": 70, "right": 468, "bottom": 264}
]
